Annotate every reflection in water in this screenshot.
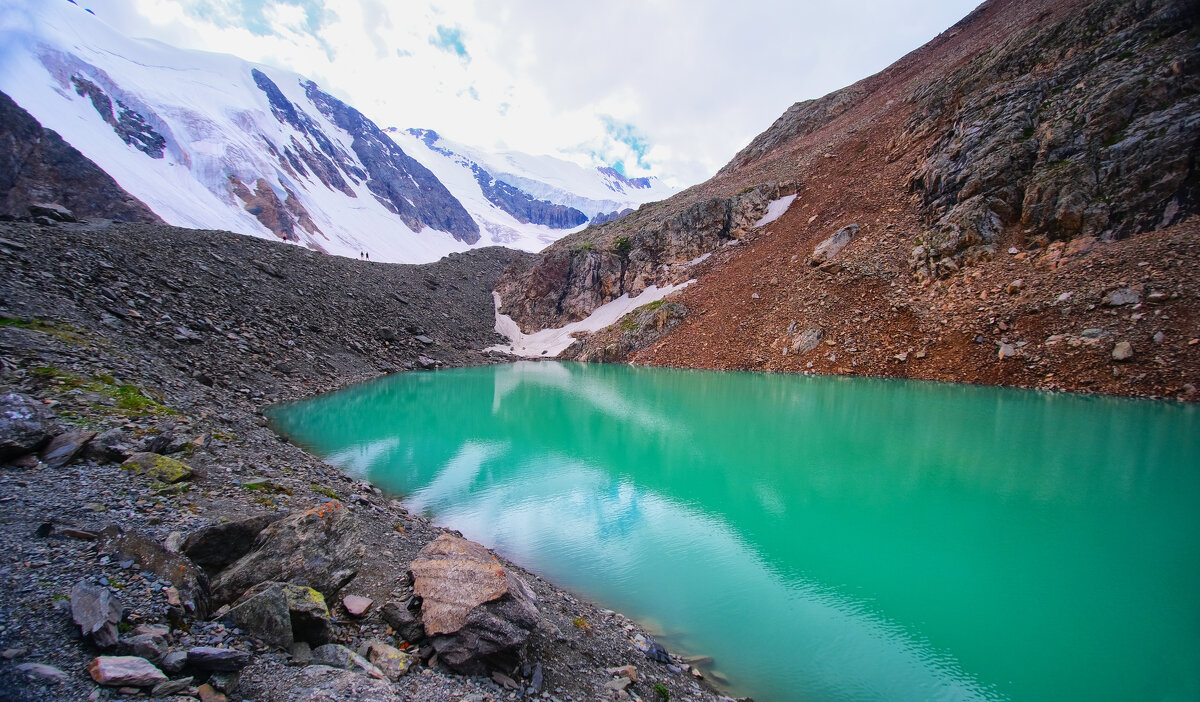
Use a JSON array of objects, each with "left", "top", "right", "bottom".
[{"left": 270, "top": 362, "right": 1200, "bottom": 702}]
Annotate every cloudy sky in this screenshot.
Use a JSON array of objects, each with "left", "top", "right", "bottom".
[{"left": 79, "top": 0, "right": 981, "bottom": 187}]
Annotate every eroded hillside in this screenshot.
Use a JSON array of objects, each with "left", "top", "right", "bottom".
[{"left": 497, "top": 0, "right": 1200, "bottom": 400}]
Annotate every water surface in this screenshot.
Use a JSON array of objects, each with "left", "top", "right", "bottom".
[{"left": 268, "top": 362, "right": 1200, "bottom": 702}]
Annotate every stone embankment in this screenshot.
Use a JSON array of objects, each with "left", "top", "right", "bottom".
[{"left": 0, "top": 216, "right": 739, "bottom": 702}]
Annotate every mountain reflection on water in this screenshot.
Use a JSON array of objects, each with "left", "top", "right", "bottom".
[{"left": 269, "top": 361, "right": 1200, "bottom": 702}]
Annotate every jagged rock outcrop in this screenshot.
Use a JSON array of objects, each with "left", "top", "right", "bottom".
[
  {"left": 71, "top": 75, "right": 166, "bottom": 158},
  {"left": 472, "top": 165, "right": 588, "bottom": 229},
  {"left": 300, "top": 81, "right": 480, "bottom": 243},
  {"left": 211, "top": 501, "right": 365, "bottom": 606},
  {"left": 902, "top": 0, "right": 1200, "bottom": 279},
  {"left": 0, "top": 91, "right": 160, "bottom": 222},
  {"left": 564, "top": 300, "right": 688, "bottom": 363},
  {"left": 589, "top": 208, "right": 634, "bottom": 226},
  {"left": 496, "top": 182, "right": 795, "bottom": 332}
]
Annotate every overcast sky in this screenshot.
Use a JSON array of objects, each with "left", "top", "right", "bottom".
[{"left": 79, "top": 0, "right": 981, "bottom": 187}]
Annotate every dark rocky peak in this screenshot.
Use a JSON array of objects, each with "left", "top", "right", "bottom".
[
  {"left": 597, "top": 166, "right": 653, "bottom": 190},
  {"left": 248, "top": 69, "right": 363, "bottom": 196},
  {"left": 251, "top": 68, "right": 302, "bottom": 133},
  {"left": 69, "top": 74, "right": 166, "bottom": 159},
  {"left": 0, "top": 90, "right": 159, "bottom": 222},
  {"left": 302, "top": 81, "right": 479, "bottom": 243},
  {"left": 589, "top": 208, "right": 635, "bottom": 227},
  {"left": 471, "top": 164, "right": 588, "bottom": 229}
]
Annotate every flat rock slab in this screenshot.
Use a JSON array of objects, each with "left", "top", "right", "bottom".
[
  {"left": 87, "top": 656, "right": 167, "bottom": 687},
  {"left": 38, "top": 430, "right": 95, "bottom": 467},
  {"left": 99, "top": 526, "right": 210, "bottom": 616},
  {"left": 121, "top": 452, "right": 194, "bottom": 483},
  {"left": 410, "top": 534, "right": 539, "bottom": 674},
  {"left": 809, "top": 224, "right": 858, "bottom": 265},
  {"left": 310, "top": 644, "right": 384, "bottom": 679},
  {"left": 186, "top": 647, "right": 252, "bottom": 672},
  {"left": 409, "top": 534, "right": 515, "bottom": 635}
]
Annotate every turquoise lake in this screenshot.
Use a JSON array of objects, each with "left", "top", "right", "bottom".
[{"left": 267, "top": 361, "right": 1200, "bottom": 702}]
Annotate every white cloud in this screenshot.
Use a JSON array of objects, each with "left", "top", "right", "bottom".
[{"left": 81, "top": 0, "right": 981, "bottom": 187}]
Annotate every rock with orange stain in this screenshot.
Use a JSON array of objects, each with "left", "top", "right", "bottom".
[
  {"left": 408, "top": 534, "right": 538, "bottom": 674},
  {"left": 211, "top": 501, "right": 364, "bottom": 606}
]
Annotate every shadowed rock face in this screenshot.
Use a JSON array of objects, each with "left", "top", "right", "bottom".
[
  {"left": 472, "top": 165, "right": 588, "bottom": 229},
  {"left": 300, "top": 81, "right": 480, "bottom": 244},
  {"left": 901, "top": 0, "right": 1200, "bottom": 277},
  {"left": 496, "top": 182, "right": 793, "bottom": 332},
  {"left": 0, "top": 91, "right": 160, "bottom": 222},
  {"left": 212, "top": 501, "right": 365, "bottom": 606}
]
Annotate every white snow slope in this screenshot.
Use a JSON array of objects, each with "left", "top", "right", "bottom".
[{"left": 0, "top": 1, "right": 676, "bottom": 263}]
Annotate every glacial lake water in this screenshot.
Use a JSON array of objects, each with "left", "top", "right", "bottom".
[{"left": 268, "top": 361, "right": 1200, "bottom": 702}]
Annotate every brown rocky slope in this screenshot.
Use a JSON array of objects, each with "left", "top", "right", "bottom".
[{"left": 499, "top": 0, "right": 1200, "bottom": 400}]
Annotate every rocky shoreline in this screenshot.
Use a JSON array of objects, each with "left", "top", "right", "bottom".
[{"left": 0, "top": 219, "right": 739, "bottom": 702}]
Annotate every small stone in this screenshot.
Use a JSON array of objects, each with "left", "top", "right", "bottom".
[
  {"left": 365, "top": 642, "right": 413, "bottom": 680},
  {"left": 1005, "top": 279, "right": 1024, "bottom": 294},
  {"left": 605, "top": 677, "right": 633, "bottom": 691},
  {"left": 160, "top": 651, "right": 188, "bottom": 675},
  {"left": 342, "top": 594, "right": 372, "bottom": 617},
  {"left": 151, "top": 676, "right": 194, "bottom": 696},
  {"left": 0, "top": 393, "right": 52, "bottom": 460},
  {"left": 414, "top": 335, "right": 434, "bottom": 345},
  {"left": 15, "top": 662, "right": 69, "bottom": 682},
  {"left": 1102, "top": 288, "right": 1141, "bottom": 307},
  {"left": 186, "top": 647, "right": 252, "bottom": 672},
  {"left": 492, "top": 671, "right": 520, "bottom": 690},
  {"left": 1112, "top": 341, "right": 1134, "bottom": 361},
  {"left": 1153, "top": 331, "right": 1165, "bottom": 344},
  {"left": 87, "top": 656, "right": 167, "bottom": 687},
  {"left": 2, "top": 647, "right": 29, "bottom": 659},
  {"left": 998, "top": 343, "right": 1016, "bottom": 360},
  {"left": 126, "top": 633, "right": 168, "bottom": 664},
  {"left": 198, "top": 683, "right": 228, "bottom": 702},
  {"left": 605, "top": 665, "right": 638, "bottom": 682}
]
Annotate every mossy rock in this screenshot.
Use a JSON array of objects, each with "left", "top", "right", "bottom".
[{"left": 121, "top": 452, "right": 193, "bottom": 483}]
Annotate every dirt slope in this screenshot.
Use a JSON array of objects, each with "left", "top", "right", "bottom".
[{"left": 507, "top": 0, "right": 1200, "bottom": 400}]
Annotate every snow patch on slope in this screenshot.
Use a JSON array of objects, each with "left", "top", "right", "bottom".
[
  {"left": 754, "top": 194, "right": 798, "bottom": 228},
  {"left": 488, "top": 283, "right": 692, "bottom": 358}
]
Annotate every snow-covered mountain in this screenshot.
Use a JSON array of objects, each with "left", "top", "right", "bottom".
[
  {"left": 390, "top": 129, "right": 676, "bottom": 252},
  {"left": 0, "top": 1, "right": 675, "bottom": 263}
]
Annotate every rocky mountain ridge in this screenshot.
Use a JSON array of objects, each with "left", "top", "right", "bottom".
[{"left": 497, "top": 0, "right": 1200, "bottom": 401}]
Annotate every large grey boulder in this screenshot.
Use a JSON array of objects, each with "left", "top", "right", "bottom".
[
  {"left": 222, "top": 581, "right": 332, "bottom": 649},
  {"left": 808, "top": 224, "right": 857, "bottom": 265},
  {"left": 70, "top": 581, "right": 122, "bottom": 648},
  {"left": 0, "top": 393, "right": 52, "bottom": 460},
  {"left": 409, "top": 534, "right": 538, "bottom": 674},
  {"left": 211, "top": 502, "right": 365, "bottom": 606}
]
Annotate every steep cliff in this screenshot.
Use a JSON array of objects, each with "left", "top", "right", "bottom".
[{"left": 0, "top": 91, "right": 159, "bottom": 223}]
